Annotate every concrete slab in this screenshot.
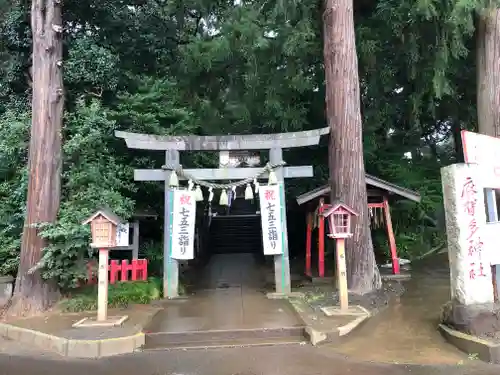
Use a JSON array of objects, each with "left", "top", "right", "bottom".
[
  {"left": 72, "top": 315, "right": 128, "bottom": 328},
  {"left": 66, "top": 339, "right": 100, "bottom": 358},
  {"left": 439, "top": 324, "right": 500, "bottom": 364},
  {"left": 99, "top": 333, "right": 143, "bottom": 357},
  {"left": 32, "top": 331, "right": 68, "bottom": 356},
  {"left": 145, "top": 290, "right": 303, "bottom": 333},
  {"left": 320, "top": 305, "right": 370, "bottom": 317},
  {"left": 266, "top": 292, "right": 305, "bottom": 300},
  {"left": 287, "top": 297, "right": 370, "bottom": 346},
  {"left": 338, "top": 315, "right": 370, "bottom": 336},
  {"left": 0, "top": 305, "right": 158, "bottom": 358},
  {"left": 381, "top": 273, "right": 411, "bottom": 281}
]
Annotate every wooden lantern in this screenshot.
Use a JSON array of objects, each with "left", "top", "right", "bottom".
[
  {"left": 82, "top": 209, "right": 123, "bottom": 248},
  {"left": 322, "top": 201, "right": 358, "bottom": 239}
]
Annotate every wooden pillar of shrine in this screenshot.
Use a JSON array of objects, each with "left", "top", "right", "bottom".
[
  {"left": 318, "top": 198, "right": 325, "bottom": 277},
  {"left": 305, "top": 211, "right": 313, "bottom": 277},
  {"left": 383, "top": 196, "right": 400, "bottom": 274}
]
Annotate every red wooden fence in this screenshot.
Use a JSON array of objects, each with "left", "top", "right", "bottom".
[{"left": 86, "top": 259, "right": 148, "bottom": 285}]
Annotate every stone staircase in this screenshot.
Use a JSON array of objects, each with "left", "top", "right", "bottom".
[{"left": 209, "top": 205, "right": 262, "bottom": 255}]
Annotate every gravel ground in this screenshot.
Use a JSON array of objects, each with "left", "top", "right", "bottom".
[{"left": 299, "top": 280, "right": 405, "bottom": 315}]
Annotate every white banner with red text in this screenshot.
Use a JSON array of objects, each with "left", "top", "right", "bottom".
[
  {"left": 259, "top": 184, "right": 284, "bottom": 255},
  {"left": 170, "top": 190, "right": 196, "bottom": 260}
]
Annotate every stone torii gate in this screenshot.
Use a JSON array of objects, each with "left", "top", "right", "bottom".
[{"left": 115, "top": 128, "right": 329, "bottom": 298}]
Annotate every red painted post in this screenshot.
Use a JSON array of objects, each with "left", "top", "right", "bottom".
[
  {"left": 305, "top": 211, "right": 312, "bottom": 277},
  {"left": 131, "top": 259, "right": 138, "bottom": 281},
  {"left": 318, "top": 199, "right": 325, "bottom": 278},
  {"left": 383, "top": 196, "right": 400, "bottom": 274},
  {"left": 135, "top": 259, "right": 148, "bottom": 281},
  {"left": 142, "top": 260, "right": 148, "bottom": 280},
  {"left": 121, "top": 260, "right": 133, "bottom": 282},
  {"left": 109, "top": 260, "right": 121, "bottom": 284}
]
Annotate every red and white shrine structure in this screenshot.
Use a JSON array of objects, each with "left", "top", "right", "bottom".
[{"left": 296, "top": 175, "right": 421, "bottom": 278}]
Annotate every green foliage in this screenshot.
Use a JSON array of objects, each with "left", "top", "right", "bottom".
[
  {"left": 38, "top": 99, "right": 136, "bottom": 287},
  {"left": 140, "top": 240, "right": 164, "bottom": 277},
  {"left": 0, "top": 0, "right": 484, "bottom": 286},
  {"left": 60, "top": 278, "right": 162, "bottom": 312},
  {"left": 0, "top": 102, "right": 29, "bottom": 276}
]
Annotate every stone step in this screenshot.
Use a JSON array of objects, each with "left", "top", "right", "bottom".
[
  {"left": 211, "top": 229, "right": 260, "bottom": 233},
  {"left": 142, "top": 336, "right": 307, "bottom": 351},
  {"left": 210, "top": 223, "right": 261, "bottom": 230},
  {"left": 143, "top": 326, "right": 306, "bottom": 349}
]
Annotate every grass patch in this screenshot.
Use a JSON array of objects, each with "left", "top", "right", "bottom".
[{"left": 60, "top": 277, "right": 162, "bottom": 312}]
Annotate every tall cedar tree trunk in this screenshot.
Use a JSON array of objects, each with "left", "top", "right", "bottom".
[
  {"left": 477, "top": 7, "right": 500, "bottom": 137},
  {"left": 9, "top": 0, "right": 63, "bottom": 315},
  {"left": 323, "top": 0, "right": 381, "bottom": 293}
]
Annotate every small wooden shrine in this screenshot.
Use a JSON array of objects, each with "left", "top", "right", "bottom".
[
  {"left": 82, "top": 208, "right": 124, "bottom": 248},
  {"left": 296, "top": 174, "right": 421, "bottom": 277}
]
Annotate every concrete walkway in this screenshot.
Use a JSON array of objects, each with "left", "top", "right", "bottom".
[
  {"left": 197, "top": 253, "right": 264, "bottom": 290},
  {"left": 329, "top": 255, "right": 470, "bottom": 365},
  {"left": 147, "top": 254, "right": 301, "bottom": 333},
  {"left": 0, "top": 341, "right": 498, "bottom": 375}
]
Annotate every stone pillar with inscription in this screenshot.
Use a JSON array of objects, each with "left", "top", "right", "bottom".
[{"left": 441, "top": 163, "right": 494, "bottom": 306}]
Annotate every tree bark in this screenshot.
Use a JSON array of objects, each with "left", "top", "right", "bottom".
[
  {"left": 323, "top": 0, "right": 381, "bottom": 293},
  {"left": 9, "top": 0, "right": 64, "bottom": 315},
  {"left": 477, "top": 7, "right": 500, "bottom": 137}
]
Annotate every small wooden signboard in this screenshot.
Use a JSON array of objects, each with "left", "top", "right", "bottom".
[{"left": 76, "top": 209, "right": 129, "bottom": 327}]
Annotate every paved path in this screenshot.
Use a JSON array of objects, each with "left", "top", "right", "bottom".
[
  {"left": 146, "top": 254, "right": 300, "bottom": 334},
  {"left": 0, "top": 342, "right": 498, "bottom": 375},
  {"left": 198, "top": 253, "right": 264, "bottom": 290},
  {"left": 329, "top": 255, "right": 470, "bottom": 365}
]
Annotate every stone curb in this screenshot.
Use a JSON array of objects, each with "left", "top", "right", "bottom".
[
  {"left": 337, "top": 313, "right": 369, "bottom": 336},
  {"left": 0, "top": 322, "right": 144, "bottom": 358},
  {"left": 287, "top": 297, "right": 370, "bottom": 346},
  {"left": 438, "top": 324, "right": 500, "bottom": 364},
  {"left": 381, "top": 273, "right": 411, "bottom": 281}
]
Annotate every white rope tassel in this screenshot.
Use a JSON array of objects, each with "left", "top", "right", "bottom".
[
  {"left": 169, "top": 170, "right": 179, "bottom": 187},
  {"left": 253, "top": 178, "right": 259, "bottom": 193},
  {"left": 188, "top": 179, "right": 194, "bottom": 191},
  {"left": 268, "top": 169, "right": 278, "bottom": 185},
  {"left": 245, "top": 183, "right": 254, "bottom": 200},
  {"left": 194, "top": 185, "right": 203, "bottom": 201},
  {"left": 219, "top": 189, "right": 228, "bottom": 206},
  {"left": 232, "top": 185, "right": 237, "bottom": 200},
  {"left": 208, "top": 187, "right": 214, "bottom": 202}
]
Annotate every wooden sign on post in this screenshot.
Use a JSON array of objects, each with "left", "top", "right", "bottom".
[
  {"left": 98, "top": 248, "right": 109, "bottom": 321},
  {"left": 76, "top": 209, "right": 129, "bottom": 328},
  {"left": 335, "top": 238, "right": 348, "bottom": 310},
  {"left": 322, "top": 201, "right": 358, "bottom": 311}
]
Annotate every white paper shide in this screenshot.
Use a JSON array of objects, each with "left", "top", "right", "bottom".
[
  {"left": 259, "top": 185, "right": 284, "bottom": 255},
  {"left": 115, "top": 223, "right": 130, "bottom": 247},
  {"left": 171, "top": 190, "right": 196, "bottom": 260}
]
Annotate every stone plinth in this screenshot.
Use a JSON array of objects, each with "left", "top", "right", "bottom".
[
  {"left": 0, "top": 276, "right": 13, "bottom": 307},
  {"left": 441, "top": 163, "right": 494, "bottom": 306}
]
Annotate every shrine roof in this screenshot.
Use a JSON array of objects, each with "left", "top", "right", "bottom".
[
  {"left": 296, "top": 174, "right": 421, "bottom": 206},
  {"left": 115, "top": 127, "right": 329, "bottom": 151},
  {"left": 133, "top": 208, "right": 158, "bottom": 219},
  {"left": 82, "top": 208, "right": 124, "bottom": 225}
]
